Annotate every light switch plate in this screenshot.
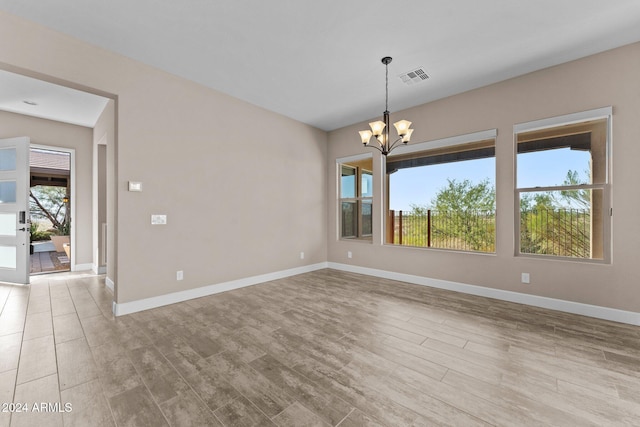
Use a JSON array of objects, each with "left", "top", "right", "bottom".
[
  {"left": 151, "top": 214, "right": 167, "bottom": 225},
  {"left": 128, "top": 181, "right": 143, "bottom": 192}
]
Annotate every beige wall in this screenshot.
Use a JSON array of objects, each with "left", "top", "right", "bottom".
[
  {"left": 0, "top": 11, "right": 327, "bottom": 303},
  {"left": 0, "top": 110, "right": 94, "bottom": 267},
  {"left": 328, "top": 42, "right": 640, "bottom": 313}
]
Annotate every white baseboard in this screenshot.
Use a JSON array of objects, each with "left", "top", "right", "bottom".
[
  {"left": 113, "top": 262, "right": 328, "bottom": 316},
  {"left": 105, "top": 277, "right": 115, "bottom": 293},
  {"left": 72, "top": 263, "right": 93, "bottom": 272},
  {"left": 110, "top": 261, "right": 640, "bottom": 326},
  {"left": 328, "top": 262, "right": 640, "bottom": 326},
  {"left": 92, "top": 264, "right": 107, "bottom": 275}
]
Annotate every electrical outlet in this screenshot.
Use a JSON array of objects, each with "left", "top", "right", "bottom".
[
  {"left": 300, "top": 252, "right": 304, "bottom": 259},
  {"left": 521, "top": 273, "right": 530, "bottom": 284},
  {"left": 177, "top": 270, "right": 184, "bottom": 281},
  {"left": 347, "top": 251, "right": 352, "bottom": 259}
]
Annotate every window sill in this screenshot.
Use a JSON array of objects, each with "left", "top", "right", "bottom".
[
  {"left": 383, "top": 242, "right": 496, "bottom": 256},
  {"left": 516, "top": 253, "right": 610, "bottom": 265},
  {"left": 339, "top": 237, "right": 373, "bottom": 244}
]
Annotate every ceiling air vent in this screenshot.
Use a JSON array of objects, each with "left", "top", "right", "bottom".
[{"left": 399, "top": 67, "right": 429, "bottom": 85}]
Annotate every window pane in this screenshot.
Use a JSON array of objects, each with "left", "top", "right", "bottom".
[
  {"left": 340, "top": 166, "right": 356, "bottom": 199},
  {"left": 519, "top": 188, "right": 603, "bottom": 259},
  {"left": 517, "top": 147, "right": 592, "bottom": 188},
  {"left": 0, "top": 246, "right": 16, "bottom": 269},
  {"left": 0, "top": 181, "right": 17, "bottom": 204},
  {"left": 361, "top": 200, "right": 372, "bottom": 236},
  {"left": 387, "top": 141, "right": 495, "bottom": 252},
  {"left": 341, "top": 202, "right": 357, "bottom": 238},
  {"left": 0, "top": 149, "right": 16, "bottom": 171},
  {"left": 0, "top": 213, "right": 16, "bottom": 236},
  {"left": 389, "top": 158, "right": 495, "bottom": 211},
  {"left": 517, "top": 118, "right": 607, "bottom": 188},
  {"left": 361, "top": 170, "right": 373, "bottom": 197}
]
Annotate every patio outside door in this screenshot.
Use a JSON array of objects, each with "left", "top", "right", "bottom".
[{"left": 0, "top": 137, "right": 30, "bottom": 284}]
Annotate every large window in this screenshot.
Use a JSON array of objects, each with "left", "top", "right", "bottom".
[
  {"left": 386, "top": 131, "right": 496, "bottom": 252},
  {"left": 515, "top": 111, "right": 610, "bottom": 261},
  {"left": 339, "top": 157, "right": 373, "bottom": 240}
]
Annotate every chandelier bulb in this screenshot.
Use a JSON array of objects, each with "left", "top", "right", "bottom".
[
  {"left": 369, "top": 121, "right": 385, "bottom": 137},
  {"left": 402, "top": 128, "right": 414, "bottom": 143},
  {"left": 359, "top": 130, "right": 373, "bottom": 145},
  {"left": 393, "top": 120, "right": 412, "bottom": 136}
]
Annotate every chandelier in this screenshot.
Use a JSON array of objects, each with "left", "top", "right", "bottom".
[{"left": 359, "top": 56, "right": 413, "bottom": 156}]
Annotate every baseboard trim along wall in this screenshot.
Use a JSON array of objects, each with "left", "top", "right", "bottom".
[
  {"left": 111, "top": 261, "right": 640, "bottom": 326},
  {"left": 105, "top": 277, "right": 115, "bottom": 293},
  {"left": 328, "top": 262, "right": 640, "bottom": 326},
  {"left": 92, "top": 264, "right": 107, "bottom": 275},
  {"left": 112, "top": 263, "right": 329, "bottom": 316},
  {"left": 73, "top": 263, "right": 93, "bottom": 272}
]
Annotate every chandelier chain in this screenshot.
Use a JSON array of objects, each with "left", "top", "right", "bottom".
[{"left": 385, "top": 61, "right": 389, "bottom": 113}]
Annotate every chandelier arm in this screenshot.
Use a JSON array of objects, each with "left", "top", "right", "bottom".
[
  {"left": 387, "top": 137, "right": 404, "bottom": 153},
  {"left": 365, "top": 143, "right": 384, "bottom": 154}
]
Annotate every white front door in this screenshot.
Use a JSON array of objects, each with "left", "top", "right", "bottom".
[{"left": 0, "top": 137, "right": 30, "bottom": 284}]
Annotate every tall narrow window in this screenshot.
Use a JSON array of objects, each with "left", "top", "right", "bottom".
[
  {"left": 386, "top": 131, "right": 496, "bottom": 253},
  {"left": 338, "top": 156, "right": 373, "bottom": 240},
  {"left": 515, "top": 113, "right": 610, "bottom": 261}
]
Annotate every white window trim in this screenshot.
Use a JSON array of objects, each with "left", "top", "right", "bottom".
[
  {"left": 388, "top": 129, "right": 497, "bottom": 158},
  {"left": 513, "top": 107, "right": 612, "bottom": 134},
  {"left": 336, "top": 153, "right": 374, "bottom": 165}
]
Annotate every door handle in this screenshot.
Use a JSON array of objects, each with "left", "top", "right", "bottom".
[{"left": 16, "top": 228, "right": 26, "bottom": 231}]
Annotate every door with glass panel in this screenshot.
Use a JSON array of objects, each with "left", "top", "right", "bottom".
[{"left": 0, "top": 137, "right": 30, "bottom": 284}]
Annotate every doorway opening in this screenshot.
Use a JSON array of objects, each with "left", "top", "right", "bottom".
[
  {"left": 0, "top": 66, "right": 117, "bottom": 302},
  {"left": 29, "top": 147, "right": 72, "bottom": 275}
]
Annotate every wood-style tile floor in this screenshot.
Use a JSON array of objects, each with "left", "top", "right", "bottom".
[{"left": 1, "top": 269, "right": 640, "bottom": 426}]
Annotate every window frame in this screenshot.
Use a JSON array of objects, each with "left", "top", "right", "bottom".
[
  {"left": 337, "top": 154, "right": 373, "bottom": 241},
  {"left": 513, "top": 107, "right": 612, "bottom": 263},
  {"left": 385, "top": 129, "right": 498, "bottom": 253}
]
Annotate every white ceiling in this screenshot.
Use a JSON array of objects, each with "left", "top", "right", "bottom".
[
  {"left": 1, "top": 0, "right": 640, "bottom": 131},
  {"left": 0, "top": 70, "right": 109, "bottom": 128}
]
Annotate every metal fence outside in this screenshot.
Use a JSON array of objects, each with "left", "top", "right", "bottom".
[
  {"left": 520, "top": 208, "right": 591, "bottom": 258},
  {"left": 389, "top": 210, "right": 496, "bottom": 253},
  {"left": 389, "top": 207, "right": 591, "bottom": 257}
]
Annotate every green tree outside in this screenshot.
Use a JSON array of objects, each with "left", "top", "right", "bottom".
[
  {"left": 394, "top": 170, "right": 590, "bottom": 257},
  {"left": 520, "top": 170, "right": 591, "bottom": 257},
  {"left": 30, "top": 186, "right": 70, "bottom": 236},
  {"left": 401, "top": 179, "right": 496, "bottom": 252}
]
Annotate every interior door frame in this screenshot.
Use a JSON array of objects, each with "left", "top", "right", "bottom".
[
  {"left": 1, "top": 63, "right": 118, "bottom": 306},
  {"left": 31, "top": 144, "right": 76, "bottom": 272}
]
